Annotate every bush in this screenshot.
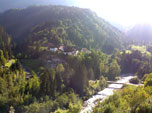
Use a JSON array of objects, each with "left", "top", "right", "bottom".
[{"left": 129, "top": 77, "right": 140, "bottom": 84}]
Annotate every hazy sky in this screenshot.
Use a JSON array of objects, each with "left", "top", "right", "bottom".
[{"left": 75, "top": 0, "right": 152, "bottom": 27}]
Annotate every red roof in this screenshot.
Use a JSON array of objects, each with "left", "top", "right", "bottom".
[{"left": 43, "top": 43, "right": 55, "bottom": 48}]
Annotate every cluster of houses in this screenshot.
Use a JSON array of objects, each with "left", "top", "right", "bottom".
[
  {"left": 43, "top": 43, "right": 91, "bottom": 56},
  {"left": 42, "top": 43, "right": 91, "bottom": 69}
]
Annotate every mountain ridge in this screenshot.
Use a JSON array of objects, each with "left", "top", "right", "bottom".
[
  {"left": 0, "top": 5, "right": 125, "bottom": 53},
  {"left": 0, "top": 0, "right": 78, "bottom": 12}
]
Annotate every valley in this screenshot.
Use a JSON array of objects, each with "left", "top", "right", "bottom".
[{"left": 0, "top": 4, "right": 152, "bottom": 113}]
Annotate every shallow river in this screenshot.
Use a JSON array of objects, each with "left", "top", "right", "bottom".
[{"left": 80, "top": 75, "right": 135, "bottom": 113}]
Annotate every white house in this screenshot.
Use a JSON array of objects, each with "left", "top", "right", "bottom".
[
  {"left": 58, "top": 45, "right": 64, "bottom": 51},
  {"left": 63, "top": 50, "right": 79, "bottom": 56},
  {"left": 50, "top": 48, "right": 58, "bottom": 52}
]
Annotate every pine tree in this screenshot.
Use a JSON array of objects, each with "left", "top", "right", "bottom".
[
  {"left": 40, "top": 69, "right": 50, "bottom": 96},
  {"left": 0, "top": 50, "right": 6, "bottom": 66},
  {"left": 108, "top": 60, "right": 121, "bottom": 80}
]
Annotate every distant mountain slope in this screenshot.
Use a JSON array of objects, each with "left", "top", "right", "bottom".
[
  {"left": 127, "top": 24, "right": 152, "bottom": 43},
  {"left": 0, "top": 5, "right": 125, "bottom": 53},
  {"left": 0, "top": 0, "right": 78, "bottom": 12}
]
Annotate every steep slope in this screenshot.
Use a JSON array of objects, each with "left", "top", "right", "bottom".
[{"left": 0, "top": 5, "right": 125, "bottom": 53}]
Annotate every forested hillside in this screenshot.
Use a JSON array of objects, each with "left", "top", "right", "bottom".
[
  {"left": 0, "top": 26, "right": 83, "bottom": 113},
  {"left": 0, "top": 27, "right": 26, "bottom": 112},
  {"left": 0, "top": 5, "right": 125, "bottom": 53},
  {"left": 0, "top": 26, "right": 122, "bottom": 113}
]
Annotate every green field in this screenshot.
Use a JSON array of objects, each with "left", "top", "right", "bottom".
[{"left": 21, "top": 59, "right": 42, "bottom": 72}]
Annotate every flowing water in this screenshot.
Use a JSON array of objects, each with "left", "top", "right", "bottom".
[{"left": 80, "top": 75, "right": 135, "bottom": 113}]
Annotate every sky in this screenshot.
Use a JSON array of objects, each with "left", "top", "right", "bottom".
[{"left": 74, "top": 0, "right": 152, "bottom": 27}]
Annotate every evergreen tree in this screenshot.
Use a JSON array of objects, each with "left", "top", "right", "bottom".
[
  {"left": 0, "top": 50, "right": 6, "bottom": 66},
  {"left": 40, "top": 69, "right": 51, "bottom": 96},
  {"left": 88, "top": 68, "right": 94, "bottom": 80},
  {"left": 26, "top": 72, "right": 40, "bottom": 96},
  {"left": 56, "top": 64, "right": 65, "bottom": 91},
  {"left": 108, "top": 60, "right": 121, "bottom": 80}
]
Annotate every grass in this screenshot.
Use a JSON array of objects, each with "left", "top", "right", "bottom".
[
  {"left": 5, "top": 59, "right": 16, "bottom": 67},
  {"left": 124, "top": 45, "right": 151, "bottom": 56},
  {"left": 131, "top": 45, "right": 151, "bottom": 56},
  {"left": 131, "top": 45, "right": 146, "bottom": 51},
  {"left": 40, "top": 46, "right": 48, "bottom": 51},
  {"left": 123, "top": 84, "right": 138, "bottom": 90},
  {"left": 125, "top": 50, "right": 131, "bottom": 54},
  {"left": 21, "top": 59, "right": 42, "bottom": 72},
  {"left": 89, "top": 80, "right": 101, "bottom": 90}
]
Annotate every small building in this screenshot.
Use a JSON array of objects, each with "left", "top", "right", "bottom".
[
  {"left": 63, "top": 50, "right": 79, "bottom": 56},
  {"left": 42, "top": 43, "right": 54, "bottom": 47},
  {"left": 42, "top": 43, "right": 58, "bottom": 52},
  {"left": 58, "top": 45, "right": 64, "bottom": 51},
  {"left": 72, "top": 50, "right": 79, "bottom": 56},
  {"left": 48, "top": 43, "right": 58, "bottom": 52},
  {"left": 81, "top": 48, "right": 91, "bottom": 54},
  {"left": 63, "top": 46, "right": 79, "bottom": 56},
  {"left": 50, "top": 48, "right": 58, "bottom": 52}
]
